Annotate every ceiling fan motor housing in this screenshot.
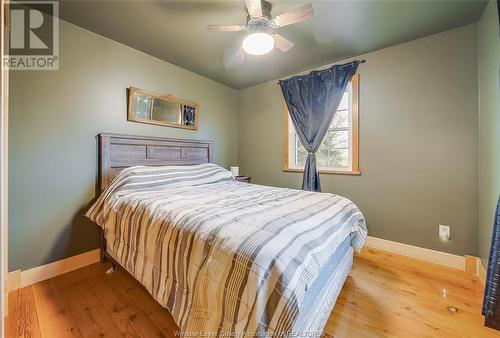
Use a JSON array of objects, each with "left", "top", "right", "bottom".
[{"left": 246, "top": 1, "right": 274, "bottom": 31}]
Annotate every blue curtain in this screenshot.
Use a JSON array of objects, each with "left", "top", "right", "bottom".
[
  {"left": 279, "top": 61, "right": 360, "bottom": 192},
  {"left": 483, "top": 194, "right": 500, "bottom": 330}
]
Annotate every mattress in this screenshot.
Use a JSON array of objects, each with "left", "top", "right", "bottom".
[
  {"left": 87, "top": 164, "right": 367, "bottom": 337},
  {"left": 292, "top": 234, "right": 354, "bottom": 334}
]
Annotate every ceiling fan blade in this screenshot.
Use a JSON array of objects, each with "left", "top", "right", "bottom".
[
  {"left": 245, "top": 0, "right": 262, "bottom": 17},
  {"left": 273, "top": 33, "right": 295, "bottom": 52},
  {"left": 273, "top": 33, "right": 295, "bottom": 53},
  {"left": 273, "top": 3, "right": 314, "bottom": 28},
  {"left": 235, "top": 47, "right": 244, "bottom": 60},
  {"left": 207, "top": 25, "right": 245, "bottom": 32},
  {"left": 223, "top": 46, "right": 245, "bottom": 69}
]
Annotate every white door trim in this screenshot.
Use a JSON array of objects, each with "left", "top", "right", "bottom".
[{"left": 1, "top": 0, "right": 9, "bottom": 329}]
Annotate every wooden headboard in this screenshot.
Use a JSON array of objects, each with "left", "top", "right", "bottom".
[{"left": 98, "top": 133, "right": 213, "bottom": 191}]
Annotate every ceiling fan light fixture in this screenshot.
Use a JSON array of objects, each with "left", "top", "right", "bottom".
[{"left": 242, "top": 32, "right": 274, "bottom": 55}]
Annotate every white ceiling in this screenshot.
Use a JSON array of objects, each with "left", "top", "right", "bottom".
[{"left": 57, "top": 0, "right": 487, "bottom": 89}]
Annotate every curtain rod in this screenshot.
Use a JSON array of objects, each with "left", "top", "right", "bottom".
[{"left": 278, "top": 60, "right": 366, "bottom": 83}]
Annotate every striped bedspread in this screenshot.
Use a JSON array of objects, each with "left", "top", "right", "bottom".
[{"left": 86, "top": 164, "right": 367, "bottom": 337}]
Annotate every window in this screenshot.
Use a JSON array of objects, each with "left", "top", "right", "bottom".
[{"left": 284, "top": 74, "right": 359, "bottom": 175}]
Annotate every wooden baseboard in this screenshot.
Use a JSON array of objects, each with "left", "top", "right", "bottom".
[
  {"left": 364, "top": 237, "right": 488, "bottom": 287},
  {"left": 5, "top": 237, "right": 488, "bottom": 291},
  {"left": 465, "top": 255, "right": 477, "bottom": 274},
  {"left": 477, "top": 257, "right": 487, "bottom": 286},
  {"left": 463, "top": 255, "right": 487, "bottom": 286},
  {"left": 6, "top": 269, "right": 20, "bottom": 291},
  {"left": 365, "top": 236, "right": 466, "bottom": 270},
  {"left": 7, "top": 249, "right": 100, "bottom": 291}
]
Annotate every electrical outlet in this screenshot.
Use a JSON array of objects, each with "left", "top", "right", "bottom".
[{"left": 439, "top": 225, "right": 451, "bottom": 241}]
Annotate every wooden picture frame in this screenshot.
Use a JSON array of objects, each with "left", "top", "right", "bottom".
[{"left": 127, "top": 87, "right": 199, "bottom": 130}]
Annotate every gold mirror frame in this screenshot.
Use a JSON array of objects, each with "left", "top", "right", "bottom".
[{"left": 127, "top": 87, "right": 199, "bottom": 130}]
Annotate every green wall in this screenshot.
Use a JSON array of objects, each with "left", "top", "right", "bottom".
[
  {"left": 9, "top": 17, "right": 488, "bottom": 271},
  {"left": 9, "top": 21, "right": 239, "bottom": 271},
  {"left": 238, "top": 24, "right": 479, "bottom": 256},
  {"left": 478, "top": 0, "right": 500, "bottom": 265}
]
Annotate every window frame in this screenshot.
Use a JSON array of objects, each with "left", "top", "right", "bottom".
[{"left": 283, "top": 74, "right": 360, "bottom": 175}]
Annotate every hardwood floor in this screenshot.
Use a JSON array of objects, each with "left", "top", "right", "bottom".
[{"left": 6, "top": 247, "right": 498, "bottom": 338}]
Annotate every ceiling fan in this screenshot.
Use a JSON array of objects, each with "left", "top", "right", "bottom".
[{"left": 207, "top": 0, "right": 314, "bottom": 56}]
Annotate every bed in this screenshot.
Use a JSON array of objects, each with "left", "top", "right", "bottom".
[{"left": 86, "top": 133, "right": 367, "bottom": 337}]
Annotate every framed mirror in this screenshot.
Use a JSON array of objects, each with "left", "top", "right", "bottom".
[{"left": 128, "top": 87, "right": 199, "bottom": 130}]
